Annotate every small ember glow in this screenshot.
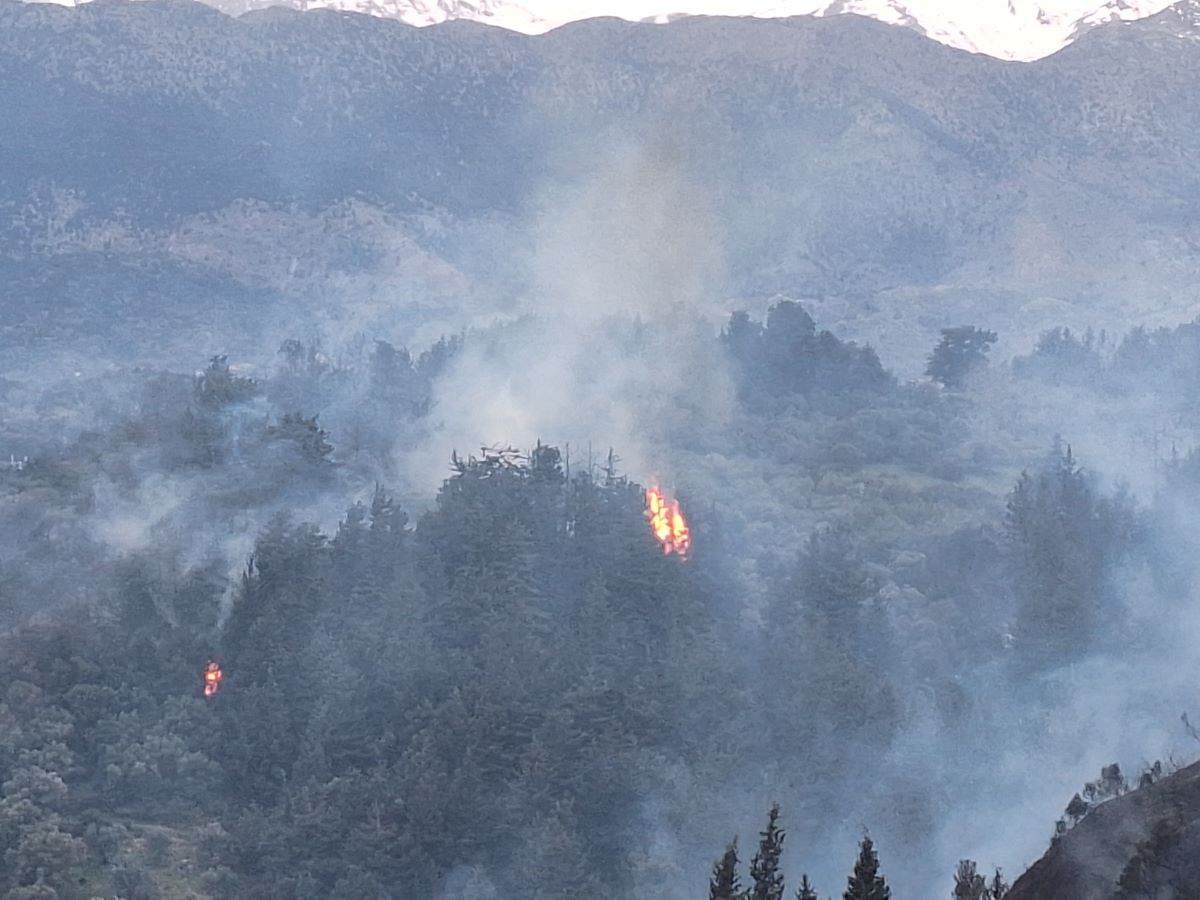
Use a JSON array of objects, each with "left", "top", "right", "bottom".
[
  {"left": 203, "top": 660, "right": 223, "bottom": 698},
  {"left": 646, "top": 486, "right": 691, "bottom": 558}
]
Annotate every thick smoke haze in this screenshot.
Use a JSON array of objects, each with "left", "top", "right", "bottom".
[
  {"left": 381, "top": 134, "right": 1200, "bottom": 897},
  {"left": 4, "top": 5, "right": 1200, "bottom": 899},
  {"left": 4, "top": 131, "right": 1200, "bottom": 898},
  {"left": 404, "top": 132, "right": 736, "bottom": 493}
]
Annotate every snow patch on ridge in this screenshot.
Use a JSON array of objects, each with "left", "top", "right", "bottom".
[{"left": 16, "top": 0, "right": 1184, "bottom": 60}]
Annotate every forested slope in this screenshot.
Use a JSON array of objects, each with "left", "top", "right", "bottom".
[{"left": 3, "top": 305, "right": 1200, "bottom": 897}]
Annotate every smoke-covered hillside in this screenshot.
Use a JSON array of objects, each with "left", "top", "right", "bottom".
[
  {"left": 3, "top": 1, "right": 1200, "bottom": 374},
  {"left": 4, "top": 3, "right": 1200, "bottom": 899}
]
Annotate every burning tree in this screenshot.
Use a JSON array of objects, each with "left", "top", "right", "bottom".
[
  {"left": 203, "top": 661, "right": 223, "bottom": 697},
  {"left": 645, "top": 487, "right": 690, "bottom": 558}
]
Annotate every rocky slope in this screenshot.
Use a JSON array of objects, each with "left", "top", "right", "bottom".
[{"left": 1008, "top": 760, "right": 1200, "bottom": 899}]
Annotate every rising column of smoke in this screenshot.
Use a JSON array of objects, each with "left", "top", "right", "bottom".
[{"left": 401, "top": 127, "right": 737, "bottom": 493}]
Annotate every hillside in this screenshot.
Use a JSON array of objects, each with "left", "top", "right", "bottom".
[
  {"left": 1009, "top": 761, "right": 1200, "bottom": 899},
  {"left": 6, "top": 1, "right": 1200, "bottom": 898},
  {"left": 2, "top": 1, "right": 1200, "bottom": 375}
]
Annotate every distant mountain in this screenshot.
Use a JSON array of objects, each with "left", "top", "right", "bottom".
[
  {"left": 198, "top": 0, "right": 546, "bottom": 31},
  {"left": 15, "top": 0, "right": 1182, "bottom": 59},
  {"left": 772, "top": 0, "right": 1178, "bottom": 60},
  {"left": 2, "top": 0, "right": 1200, "bottom": 370}
]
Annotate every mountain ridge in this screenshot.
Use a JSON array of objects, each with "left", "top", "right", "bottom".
[
  {"left": 12, "top": 0, "right": 1183, "bottom": 60},
  {"left": 2, "top": 0, "right": 1200, "bottom": 373}
]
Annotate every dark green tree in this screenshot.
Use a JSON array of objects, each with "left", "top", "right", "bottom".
[
  {"left": 749, "top": 804, "right": 786, "bottom": 900},
  {"left": 1012, "top": 327, "right": 1104, "bottom": 385},
  {"left": 1005, "top": 442, "right": 1135, "bottom": 663},
  {"left": 194, "top": 355, "right": 257, "bottom": 409},
  {"left": 844, "top": 835, "right": 889, "bottom": 900},
  {"left": 926, "top": 326, "right": 998, "bottom": 388},
  {"left": 278, "top": 339, "right": 329, "bottom": 379},
  {"left": 796, "top": 874, "right": 818, "bottom": 900},
  {"left": 766, "top": 527, "right": 899, "bottom": 766},
  {"left": 261, "top": 412, "right": 334, "bottom": 468},
  {"left": 723, "top": 300, "right": 892, "bottom": 407},
  {"left": 710, "top": 840, "right": 742, "bottom": 900},
  {"left": 1065, "top": 793, "right": 1089, "bottom": 825},
  {"left": 988, "top": 869, "right": 1009, "bottom": 899},
  {"left": 953, "top": 860, "right": 986, "bottom": 900}
]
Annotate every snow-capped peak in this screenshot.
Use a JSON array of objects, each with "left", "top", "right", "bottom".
[
  {"left": 755, "top": 0, "right": 1178, "bottom": 59},
  {"left": 18, "top": 0, "right": 1185, "bottom": 60},
  {"left": 301, "top": 0, "right": 542, "bottom": 30}
]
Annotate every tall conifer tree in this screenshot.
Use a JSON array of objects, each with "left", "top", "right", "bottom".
[
  {"left": 954, "top": 860, "right": 986, "bottom": 900},
  {"left": 844, "top": 835, "right": 890, "bottom": 900},
  {"left": 710, "top": 840, "right": 742, "bottom": 900},
  {"left": 988, "top": 869, "right": 1010, "bottom": 899},
  {"left": 750, "top": 803, "right": 786, "bottom": 900}
]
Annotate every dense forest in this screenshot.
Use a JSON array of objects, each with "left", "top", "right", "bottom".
[
  {"left": 3, "top": 300, "right": 1200, "bottom": 898},
  {"left": 5, "top": 2, "right": 1200, "bottom": 894}
]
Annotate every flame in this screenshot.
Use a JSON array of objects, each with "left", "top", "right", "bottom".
[
  {"left": 203, "top": 661, "right": 223, "bottom": 698},
  {"left": 646, "top": 487, "right": 691, "bottom": 558}
]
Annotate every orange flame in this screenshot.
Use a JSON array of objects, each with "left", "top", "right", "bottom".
[
  {"left": 646, "top": 487, "right": 691, "bottom": 558},
  {"left": 203, "top": 661, "right": 223, "bottom": 698}
]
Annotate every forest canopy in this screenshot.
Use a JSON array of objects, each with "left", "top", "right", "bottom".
[{"left": 2, "top": 306, "right": 1200, "bottom": 898}]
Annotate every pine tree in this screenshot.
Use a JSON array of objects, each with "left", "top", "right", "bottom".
[
  {"left": 925, "top": 325, "right": 998, "bottom": 388},
  {"left": 844, "top": 834, "right": 890, "bottom": 900},
  {"left": 988, "top": 869, "right": 1009, "bottom": 899},
  {"left": 710, "top": 840, "right": 742, "bottom": 900},
  {"left": 749, "top": 803, "right": 786, "bottom": 900},
  {"left": 1065, "top": 793, "right": 1089, "bottom": 825},
  {"left": 796, "top": 874, "right": 818, "bottom": 900},
  {"left": 953, "top": 860, "right": 986, "bottom": 900}
]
